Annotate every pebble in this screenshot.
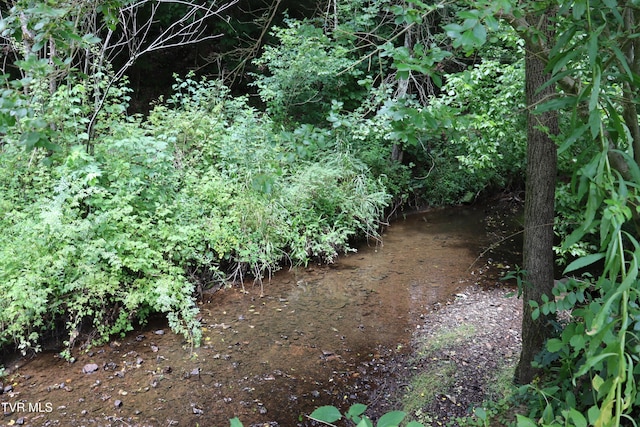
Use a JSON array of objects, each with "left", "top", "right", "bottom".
[
  {"left": 114, "top": 399, "right": 123, "bottom": 408},
  {"left": 82, "top": 363, "right": 99, "bottom": 374},
  {"left": 154, "top": 329, "right": 165, "bottom": 335}
]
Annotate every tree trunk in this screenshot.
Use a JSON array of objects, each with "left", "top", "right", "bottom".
[{"left": 515, "top": 8, "right": 559, "bottom": 385}]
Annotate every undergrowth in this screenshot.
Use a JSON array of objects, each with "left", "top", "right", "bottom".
[{"left": 0, "top": 75, "right": 390, "bottom": 356}]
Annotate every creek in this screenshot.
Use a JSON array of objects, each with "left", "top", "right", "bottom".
[{"left": 0, "top": 205, "right": 519, "bottom": 427}]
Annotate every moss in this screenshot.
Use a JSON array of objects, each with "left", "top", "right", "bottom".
[
  {"left": 402, "top": 362, "right": 457, "bottom": 419},
  {"left": 414, "top": 323, "right": 477, "bottom": 355}
]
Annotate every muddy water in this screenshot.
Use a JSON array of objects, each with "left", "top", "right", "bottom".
[{"left": 0, "top": 206, "right": 509, "bottom": 427}]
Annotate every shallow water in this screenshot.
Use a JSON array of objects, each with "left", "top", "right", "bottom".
[{"left": 0, "top": 206, "right": 514, "bottom": 427}]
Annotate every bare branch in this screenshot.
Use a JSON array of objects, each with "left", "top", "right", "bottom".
[
  {"left": 85, "top": 0, "right": 238, "bottom": 146},
  {"left": 199, "top": 0, "right": 281, "bottom": 87}
]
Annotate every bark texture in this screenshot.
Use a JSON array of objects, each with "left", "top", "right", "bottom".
[{"left": 515, "top": 9, "right": 559, "bottom": 385}]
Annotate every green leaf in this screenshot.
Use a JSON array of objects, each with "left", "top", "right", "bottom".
[
  {"left": 346, "top": 403, "right": 368, "bottom": 422},
  {"left": 310, "top": 406, "right": 342, "bottom": 423},
  {"left": 611, "top": 45, "right": 633, "bottom": 80},
  {"left": 564, "top": 253, "right": 605, "bottom": 274},
  {"left": 546, "top": 338, "right": 564, "bottom": 353},
  {"left": 609, "top": 150, "right": 640, "bottom": 185},
  {"left": 603, "top": 0, "right": 623, "bottom": 21},
  {"left": 377, "top": 410, "right": 406, "bottom": 427},
  {"left": 357, "top": 418, "right": 375, "bottom": 427},
  {"left": 592, "top": 374, "right": 604, "bottom": 392},
  {"left": 515, "top": 414, "right": 538, "bottom": 427},
  {"left": 588, "top": 109, "right": 601, "bottom": 139},
  {"left": 82, "top": 34, "right": 101, "bottom": 44},
  {"left": 474, "top": 407, "right": 487, "bottom": 420},
  {"left": 587, "top": 405, "right": 600, "bottom": 425},
  {"left": 20, "top": 131, "right": 46, "bottom": 150},
  {"left": 587, "top": 31, "right": 599, "bottom": 69},
  {"left": 568, "top": 408, "right": 587, "bottom": 427},
  {"left": 229, "top": 417, "right": 243, "bottom": 427},
  {"left": 588, "top": 66, "right": 601, "bottom": 112},
  {"left": 569, "top": 333, "right": 585, "bottom": 350},
  {"left": 549, "top": 26, "right": 577, "bottom": 59},
  {"left": 534, "top": 96, "right": 577, "bottom": 114},
  {"left": 548, "top": 46, "right": 581, "bottom": 76},
  {"left": 442, "top": 23, "right": 464, "bottom": 39},
  {"left": 575, "top": 353, "right": 617, "bottom": 377},
  {"left": 531, "top": 307, "right": 540, "bottom": 320},
  {"left": 542, "top": 403, "right": 554, "bottom": 423},
  {"left": 471, "top": 23, "right": 487, "bottom": 45},
  {"left": 572, "top": 0, "right": 587, "bottom": 19}
]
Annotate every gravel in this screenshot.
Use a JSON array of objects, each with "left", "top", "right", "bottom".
[{"left": 408, "top": 282, "right": 523, "bottom": 425}]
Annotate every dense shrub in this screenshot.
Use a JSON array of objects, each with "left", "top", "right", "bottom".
[
  {"left": 251, "top": 19, "right": 365, "bottom": 125},
  {"left": 0, "top": 75, "right": 390, "bottom": 355},
  {"left": 421, "top": 56, "right": 527, "bottom": 203}
]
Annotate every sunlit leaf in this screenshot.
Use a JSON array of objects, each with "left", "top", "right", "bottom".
[
  {"left": 377, "top": 411, "right": 406, "bottom": 427},
  {"left": 310, "top": 406, "right": 342, "bottom": 423}
]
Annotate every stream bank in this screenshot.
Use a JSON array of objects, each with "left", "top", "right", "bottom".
[{"left": 0, "top": 203, "right": 521, "bottom": 427}]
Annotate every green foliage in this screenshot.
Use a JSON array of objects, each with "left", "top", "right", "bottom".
[
  {"left": 441, "top": 0, "right": 513, "bottom": 55},
  {"left": 251, "top": 19, "right": 365, "bottom": 125},
  {"left": 0, "top": 73, "right": 390, "bottom": 355},
  {"left": 309, "top": 405, "right": 422, "bottom": 427},
  {"left": 433, "top": 56, "right": 525, "bottom": 176},
  {"left": 0, "top": 0, "right": 110, "bottom": 151},
  {"left": 229, "top": 405, "right": 425, "bottom": 427},
  {"left": 413, "top": 52, "right": 526, "bottom": 204},
  {"left": 0, "top": 132, "right": 203, "bottom": 353},
  {"left": 437, "top": 1, "right": 640, "bottom": 426},
  {"left": 511, "top": 2, "right": 640, "bottom": 426}
]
